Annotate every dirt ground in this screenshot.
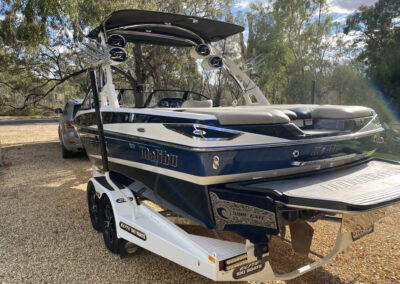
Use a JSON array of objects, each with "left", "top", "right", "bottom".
[{"left": 0, "top": 117, "right": 399, "bottom": 283}]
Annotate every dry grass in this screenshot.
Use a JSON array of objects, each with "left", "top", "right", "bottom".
[{"left": 0, "top": 118, "right": 399, "bottom": 283}]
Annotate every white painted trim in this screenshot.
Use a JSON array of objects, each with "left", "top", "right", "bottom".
[
  {"left": 76, "top": 107, "right": 217, "bottom": 120},
  {"left": 89, "top": 153, "right": 367, "bottom": 185}
]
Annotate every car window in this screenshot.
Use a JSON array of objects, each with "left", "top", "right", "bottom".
[
  {"left": 63, "top": 103, "right": 69, "bottom": 115},
  {"left": 81, "top": 91, "right": 93, "bottom": 110},
  {"left": 73, "top": 104, "right": 82, "bottom": 117}
]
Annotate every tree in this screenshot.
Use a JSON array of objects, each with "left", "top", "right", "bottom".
[
  {"left": 345, "top": 0, "right": 400, "bottom": 116},
  {"left": 240, "top": 0, "right": 333, "bottom": 104},
  {"left": 328, "top": 64, "right": 376, "bottom": 106},
  {"left": 0, "top": 0, "right": 234, "bottom": 110}
]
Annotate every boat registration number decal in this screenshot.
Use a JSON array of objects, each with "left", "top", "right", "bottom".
[
  {"left": 232, "top": 258, "right": 265, "bottom": 279},
  {"left": 210, "top": 193, "right": 277, "bottom": 230},
  {"left": 351, "top": 225, "right": 374, "bottom": 241},
  {"left": 119, "top": 222, "right": 146, "bottom": 241}
]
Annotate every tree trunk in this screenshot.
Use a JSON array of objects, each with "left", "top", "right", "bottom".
[
  {"left": 272, "top": 88, "right": 277, "bottom": 104},
  {"left": 239, "top": 32, "right": 246, "bottom": 61},
  {"left": 150, "top": 47, "right": 162, "bottom": 90},
  {"left": 133, "top": 44, "right": 145, "bottom": 107},
  {"left": 247, "top": 14, "right": 254, "bottom": 48}
]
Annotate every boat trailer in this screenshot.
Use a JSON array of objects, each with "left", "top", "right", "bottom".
[{"left": 86, "top": 158, "right": 400, "bottom": 282}]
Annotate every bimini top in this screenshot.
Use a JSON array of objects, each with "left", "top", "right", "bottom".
[{"left": 88, "top": 9, "right": 244, "bottom": 46}]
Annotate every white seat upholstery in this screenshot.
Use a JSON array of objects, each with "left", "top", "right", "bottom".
[
  {"left": 181, "top": 99, "right": 213, "bottom": 108},
  {"left": 183, "top": 107, "right": 290, "bottom": 125},
  {"left": 312, "top": 105, "right": 374, "bottom": 119},
  {"left": 181, "top": 104, "right": 374, "bottom": 125}
]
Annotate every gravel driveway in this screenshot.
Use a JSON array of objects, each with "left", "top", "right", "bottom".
[{"left": 0, "top": 117, "right": 399, "bottom": 283}]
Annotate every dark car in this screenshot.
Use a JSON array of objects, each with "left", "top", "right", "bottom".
[{"left": 55, "top": 99, "right": 84, "bottom": 158}]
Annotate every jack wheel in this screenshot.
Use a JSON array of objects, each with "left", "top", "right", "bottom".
[
  {"left": 87, "top": 182, "right": 101, "bottom": 231},
  {"left": 119, "top": 239, "right": 142, "bottom": 258},
  {"left": 100, "top": 196, "right": 120, "bottom": 253}
]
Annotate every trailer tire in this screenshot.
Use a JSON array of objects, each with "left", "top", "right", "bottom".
[
  {"left": 87, "top": 182, "right": 101, "bottom": 231},
  {"left": 100, "top": 196, "right": 120, "bottom": 253}
]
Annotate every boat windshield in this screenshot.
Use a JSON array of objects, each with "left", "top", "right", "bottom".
[{"left": 115, "top": 46, "right": 246, "bottom": 108}]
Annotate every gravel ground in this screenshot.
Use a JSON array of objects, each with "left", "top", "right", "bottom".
[{"left": 0, "top": 117, "right": 399, "bottom": 283}]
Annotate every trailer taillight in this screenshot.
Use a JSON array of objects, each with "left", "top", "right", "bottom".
[{"left": 66, "top": 121, "right": 73, "bottom": 128}]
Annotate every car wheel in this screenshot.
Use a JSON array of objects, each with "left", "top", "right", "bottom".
[
  {"left": 61, "top": 142, "right": 73, "bottom": 158},
  {"left": 100, "top": 196, "right": 120, "bottom": 253},
  {"left": 80, "top": 148, "right": 88, "bottom": 157}
]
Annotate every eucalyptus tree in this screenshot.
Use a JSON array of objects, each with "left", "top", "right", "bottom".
[
  {"left": 344, "top": 0, "right": 400, "bottom": 115},
  {"left": 239, "top": 0, "right": 333, "bottom": 104},
  {"left": 240, "top": 5, "right": 291, "bottom": 103},
  {"left": 0, "top": 0, "right": 234, "bottom": 109},
  {"left": 271, "top": 0, "right": 332, "bottom": 103}
]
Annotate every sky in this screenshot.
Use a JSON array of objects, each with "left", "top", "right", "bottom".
[
  {"left": 328, "top": 0, "right": 378, "bottom": 24},
  {"left": 329, "top": 0, "right": 378, "bottom": 13},
  {"left": 233, "top": 0, "right": 379, "bottom": 16},
  {"left": 232, "top": 0, "right": 380, "bottom": 54}
]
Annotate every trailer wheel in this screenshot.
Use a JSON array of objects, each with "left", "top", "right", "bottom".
[
  {"left": 87, "top": 182, "right": 101, "bottom": 231},
  {"left": 100, "top": 196, "right": 120, "bottom": 253}
]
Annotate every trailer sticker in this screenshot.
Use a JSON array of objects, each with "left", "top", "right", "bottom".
[
  {"left": 351, "top": 225, "right": 374, "bottom": 241},
  {"left": 116, "top": 197, "right": 134, "bottom": 203},
  {"left": 232, "top": 259, "right": 265, "bottom": 279},
  {"left": 210, "top": 192, "right": 277, "bottom": 230},
  {"left": 119, "top": 222, "right": 146, "bottom": 241}
]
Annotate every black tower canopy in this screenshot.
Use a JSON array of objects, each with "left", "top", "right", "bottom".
[{"left": 88, "top": 10, "right": 244, "bottom": 46}]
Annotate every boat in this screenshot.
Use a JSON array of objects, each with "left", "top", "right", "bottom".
[{"left": 75, "top": 10, "right": 400, "bottom": 257}]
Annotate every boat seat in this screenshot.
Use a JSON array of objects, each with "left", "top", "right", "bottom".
[
  {"left": 279, "top": 109, "right": 297, "bottom": 120},
  {"left": 312, "top": 105, "right": 374, "bottom": 119},
  {"left": 181, "top": 99, "right": 213, "bottom": 108},
  {"left": 183, "top": 108, "right": 290, "bottom": 125},
  {"left": 288, "top": 107, "right": 312, "bottom": 119}
]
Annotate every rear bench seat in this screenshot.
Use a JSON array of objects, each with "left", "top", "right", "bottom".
[
  {"left": 311, "top": 105, "right": 374, "bottom": 119},
  {"left": 182, "top": 107, "right": 290, "bottom": 125},
  {"left": 181, "top": 104, "right": 374, "bottom": 126}
]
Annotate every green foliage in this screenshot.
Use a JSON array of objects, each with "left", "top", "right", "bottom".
[
  {"left": 0, "top": 0, "right": 397, "bottom": 114},
  {"left": 244, "top": 0, "right": 334, "bottom": 104},
  {"left": 345, "top": 0, "right": 400, "bottom": 114},
  {"left": 373, "top": 152, "right": 400, "bottom": 162},
  {"left": 0, "top": 0, "right": 234, "bottom": 110}
]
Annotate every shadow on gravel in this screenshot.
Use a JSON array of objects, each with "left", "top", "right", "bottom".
[
  {"left": 0, "top": 141, "right": 345, "bottom": 284},
  {"left": 0, "top": 118, "right": 58, "bottom": 125}
]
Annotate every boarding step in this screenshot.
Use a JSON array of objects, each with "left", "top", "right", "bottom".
[{"left": 229, "top": 159, "right": 400, "bottom": 212}]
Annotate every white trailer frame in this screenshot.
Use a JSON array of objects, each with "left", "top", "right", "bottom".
[{"left": 89, "top": 167, "right": 361, "bottom": 282}]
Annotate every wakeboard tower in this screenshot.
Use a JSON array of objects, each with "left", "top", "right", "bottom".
[{"left": 76, "top": 9, "right": 400, "bottom": 282}]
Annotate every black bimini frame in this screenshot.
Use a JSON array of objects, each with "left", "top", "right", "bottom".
[
  {"left": 89, "top": 68, "right": 109, "bottom": 172},
  {"left": 88, "top": 9, "right": 244, "bottom": 46}
]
